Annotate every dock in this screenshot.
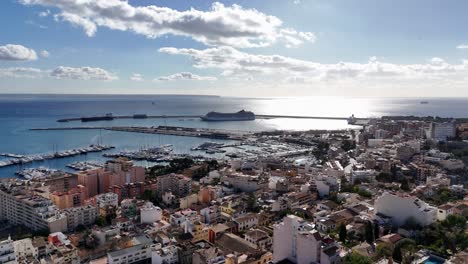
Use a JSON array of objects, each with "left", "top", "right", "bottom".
[
  {"left": 56, "top": 113, "right": 369, "bottom": 123},
  {"left": 31, "top": 126, "right": 252, "bottom": 140},
  {"left": 0, "top": 145, "right": 114, "bottom": 168}
]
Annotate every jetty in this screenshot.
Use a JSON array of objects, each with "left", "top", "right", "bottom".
[
  {"left": 56, "top": 113, "right": 370, "bottom": 124},
  {"left": 31, "top": 126, "right": 251, "bottom": 140}
]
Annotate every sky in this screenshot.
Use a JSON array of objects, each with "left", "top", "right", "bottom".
[{"left": 1, "top": 0, "right": 468, "bottom": 97}]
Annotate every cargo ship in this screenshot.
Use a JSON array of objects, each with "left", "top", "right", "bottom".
[{"left": 200, "top": 110, "right": 255, "bottom": 121}]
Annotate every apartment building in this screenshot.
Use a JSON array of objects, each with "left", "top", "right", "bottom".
[
  {"left": 62, "top": 205, "right": 99, "bottom": 231},
  {"left": 0, "top": 185, "right": 67, "bottom": 232},
  {"left": 156, "top": 174, "right": 192, "bottom": 198},
  {"left": 374, "top": 192, "right": 437, "bottom": 226}
]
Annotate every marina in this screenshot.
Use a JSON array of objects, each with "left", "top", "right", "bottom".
[
  {"left": 66, "top": 161, "right": 104, "bottom": 171},
  {"left": 0, "top": 145, "right": 115, "bottom": 168}
]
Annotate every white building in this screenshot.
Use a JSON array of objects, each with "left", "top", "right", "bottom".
[
  {"left": 62, "top": 205, "right": 99, "bottom": 231},
  {"left": 439, "top": 159, "right": 464, "bottom": 171},
  {"left": 96, "top": 192, "right": 119, "bottom": 208},
  {"left": 200, "top": 205, "right": 220, "bottom": 224},
  {"left": 429, "top": 121, "right": 456, "bottom": 142},
  {"left": 107, "top": 235, "right": 153, "bottom": 264},
  {"left": 374, "top": 192, "right": 437, "bottom": 226},
  {"left": 234, "top": 213, "right": 258, "bottom": 232},
  {"left": 140, "top": 202, "right": 162, "bottom": 224},
  {"left": 350, "top": 169, "right": 376, "bottom": 184},
  {"left": 273, "top": 215, "right": 339, "bottom": 264},
  {"left": 151, "top": 244, "right": 179, "bottom": 264},
  {"left": 0, "top": 187, "right": 67, "bottom": 232},
  {"left": 13, "top": 238, "right": 37, "bottom": 262},
  {"left": 0, "top": 236, "right": 16, "bottom": 264},
  {"left": 222, "top": 173, "right": 264, "bottom": 193}
]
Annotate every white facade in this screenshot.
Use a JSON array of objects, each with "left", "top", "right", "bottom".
[
  {"left": 140, "top": 202, "right": 162, "bottom": 224},
  {"left": 273, "top": 215, "right": 331, "bottom": 264},
  {"left": 13, "top": 238, "right": 37, "bottom": 262},
  {"left": 0, "top": 237, "right": 16, "bottom": 264},
  {"left": 107, "top": 236, "right": 153, "bottom": 264},
  {"left": 96, "top": 193, "right": 119, "bottom": 208},
  {"left": 439, "top": 159, "right": 465, "bottom": 171},
  {"left": 63, "top": 205, "right": 99, "bottom": 231},
  {"left": 151, "top": 244, "right": 178, "bottom": 264},
  {"left": 374, "top": 192, "right": 437, "bottom": 226},
  {"left": 430, "top": 121, "right": 456, "bottom": 141}
]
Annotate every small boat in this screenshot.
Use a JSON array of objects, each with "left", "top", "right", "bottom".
[{"left": 420, "top": 101, "right": 429, "bottom": 104}]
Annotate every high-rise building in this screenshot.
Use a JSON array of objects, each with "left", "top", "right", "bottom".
[
  {"left": 156, "top": 174, "right": 192, "bottom": 198},
  {"left": 429, "top": 121, "right": 456, "bottom": 141}
]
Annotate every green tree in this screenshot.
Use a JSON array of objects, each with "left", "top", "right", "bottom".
[
  {"left": 374, "top": 222, "right": 380, "bottom": 240},
  {"left": 95, "top": 216, "right": 107, "bottom": 227},
  {"left": 339, "top": 223, "right": 347, "bottom": 242},
  {"left": 374, "top": 243, "right": 393, "bottom": 261},
  {"left": 365, "top": 221, "right": 374, "bottom": 244},
  {"left": 343, "top": 252, "right": 372, "bottom": 264},
  {"left": 393, "top": 238, "right": 417, "bottom": 262},
  {"left": 400, "top": 178, "right": 410, "bottom": 191}
]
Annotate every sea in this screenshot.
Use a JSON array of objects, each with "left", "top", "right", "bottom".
[{"left": 1, "top": 94, "right": 468, "bottom": 178}]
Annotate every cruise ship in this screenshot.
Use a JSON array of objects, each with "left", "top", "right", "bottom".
[{"left": 200, "top": 110, "right": 255, "bottom": 121}]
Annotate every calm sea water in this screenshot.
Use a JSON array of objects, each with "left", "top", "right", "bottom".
[{"left": 1, "top": 94, "right": 467, "bottom": 178}]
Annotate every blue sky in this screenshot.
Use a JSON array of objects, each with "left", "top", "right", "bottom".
[{"left": 1, "top": 0, "right": 468, "bottom": 97}]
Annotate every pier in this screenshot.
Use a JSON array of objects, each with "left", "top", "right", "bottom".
[
  {"left": 31, "top": 126, "right": 252, "bottom": 140},
  {"left": 56, "top": 114, "right": 370, "bottom": 123}
]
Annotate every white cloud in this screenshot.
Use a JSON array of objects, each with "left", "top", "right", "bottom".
[
  {"left": 456, "top": 44, "right": 468, "bottom": 49},
  {"left": 156, "top": 72, "right": 217, "bottom": 81},
  {"left": 130, "top": 73, "right": 143, "bottom": 81},
  {"left": 0, "top": 44, "right": 38, "bottom": 61},
  {"left": 40, "top": 50, "right": 49, "bottom": 57},
  {"left": 38, "top": 9, "right": 50, "bottom": 17},
  {"left": 0, "top": 67, "right": 44, "bottom": 78},
  {"left": 54, "top": 12, "right": 97, "bottom": 37},
  {"left": 159, "top": 46, "right": 468, "bottom": 83},
  {"left": 50, "top": 66, "right": 118, "bottom": 81},
  {"left": 19, "top": 0, "right": 314, "bottom": 48}
]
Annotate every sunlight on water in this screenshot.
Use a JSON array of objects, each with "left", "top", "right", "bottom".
[{"left": 254, "top": 97, "right": 378, "bottom": 118}]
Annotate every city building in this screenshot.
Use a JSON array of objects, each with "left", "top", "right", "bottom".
[
  {"left": 273, "top": 215, "right": 340, "bottom": 264},
  {"left": 62, "top": 205, "right": 99, "bottom": 231},
  {"left": 107, "top": 235, "right": 153, "bottom": 264},
  {"left": 140, "top": 202, "right": 162, "bottom": 224},
  {"left": 0, "top": 236, "right": 16, "bottom": 264},
  {"left": 50, "top": 185, "right": 88, "bottom": 209},
  {"left": 429, "top": 121, "right": 456, "bottom": 142},
  {"left": 156, "top": 174, "right": 192, "bottom": 198},
  {"left": 374, "top": 192, "right": 437, "bottom": 226},
  {"left": 0, "top": 185, "right": 67, "bottom": 232}
]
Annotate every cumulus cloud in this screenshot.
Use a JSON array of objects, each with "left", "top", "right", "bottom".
[
  {"left": 19, "top": 0, "right": 314, "bottom": 48},
  {"left": 156, "top": 72, "right": 217, "bottom": 81},
  {"left": 50, "top": 66, "right": 118, "bottom": 81},
  {"left": 40, "top": 50, "right": 49, "bottom": 57},
  {"left": 159, "top": 46, "right": 468, "bottom": 82},
  {"left": 130, "top": 73, "right": 143, "bottom": 81},
  {"left": 456, "top": 44, "right": 468, "bottom": 49},
  {"left": 0, "top": 44, "right": 38, "bottom": 61},
  {"left": 0, "top": 67, "right": 44, "bottom": 78},
  {"left": 54, "top": 13, "right": 97, "bottom": 37}
]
